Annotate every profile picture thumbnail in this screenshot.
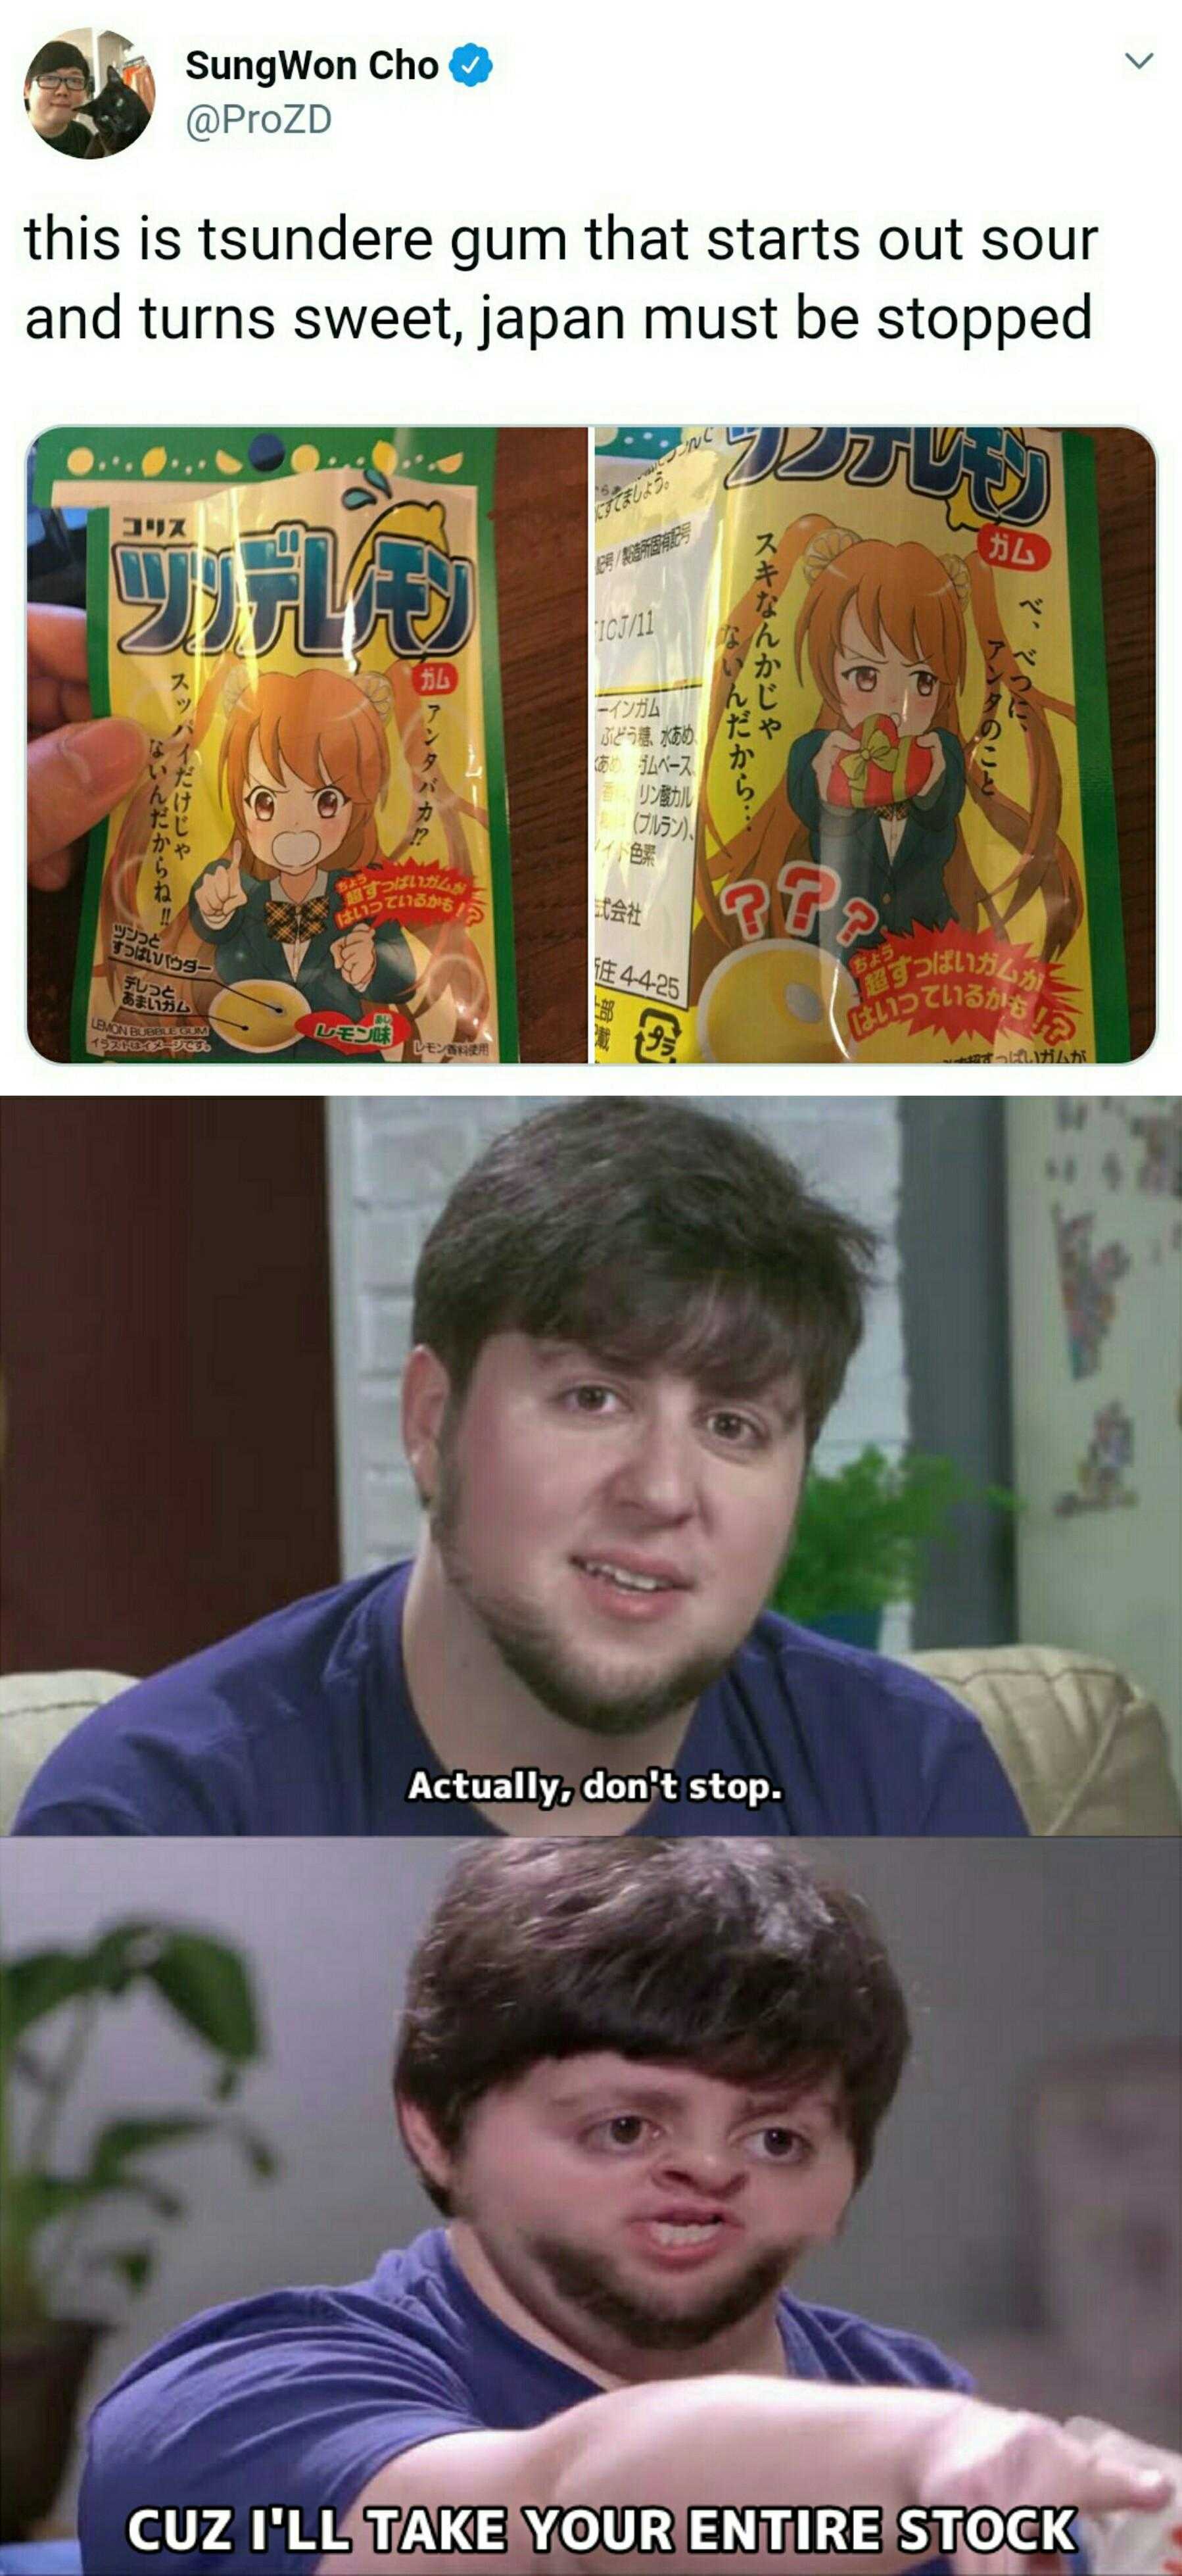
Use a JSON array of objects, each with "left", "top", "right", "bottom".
[{"left": 24, "top": 28, "right": 154, "bottom": 157}]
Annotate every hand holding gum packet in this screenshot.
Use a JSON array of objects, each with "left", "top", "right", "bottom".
[{"left": 34, "top": 427, "right": 517, "bottom": 1063}]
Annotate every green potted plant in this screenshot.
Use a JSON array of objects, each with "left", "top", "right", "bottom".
[
  {"left": 771, "top": 1445, "right": 1005, "bottom": 1647},
  {"left": 0, "top": 1918, "right": 277, "bottom": 2542}
]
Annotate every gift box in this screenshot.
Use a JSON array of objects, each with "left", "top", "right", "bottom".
[{"left": 828, "top": 715, "right": 934, "bottom": 810}]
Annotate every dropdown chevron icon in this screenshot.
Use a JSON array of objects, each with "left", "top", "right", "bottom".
[{"left": 1125, "top": 50, "right": 1154, "bottom": 65}]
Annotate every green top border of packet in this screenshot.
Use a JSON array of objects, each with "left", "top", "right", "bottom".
[
  {"left": 33, "top": 426, "right": 519, "bottom": 1066},
  {"left": 33, "top": 426, "right": 499, "bottom": 497},
  {"left": 1060, "top": 431, "right": 1129, "bottom": 1063}
]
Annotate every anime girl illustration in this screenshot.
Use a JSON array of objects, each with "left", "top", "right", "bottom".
[
  {"left": 189, "top": 667, "right": 418, "bottom": 1025},
  {"left": 690, "top": 510, "right": 1081, "bottom": 1000},
  {"left": 89, "top": 653, "right": 491, "bottom": 1059},
  {"left": 786, "top": 531, "right": 968, "bottom": 959}
]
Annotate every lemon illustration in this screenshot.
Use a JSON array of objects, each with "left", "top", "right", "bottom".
[
  {"left": 697, "top": 939, "right": 858, "bottom": 1063},
  {"left": 209, "top": 981, "right": 308, "bottom": 1054}
]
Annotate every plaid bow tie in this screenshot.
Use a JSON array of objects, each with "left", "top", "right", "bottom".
[{"left": 265, "top": 895, "right": 330, "bottom": 942}]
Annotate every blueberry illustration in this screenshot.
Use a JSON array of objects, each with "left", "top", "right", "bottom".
[{"left": 248, "top": 433, "right": 287, "bottom": 473}]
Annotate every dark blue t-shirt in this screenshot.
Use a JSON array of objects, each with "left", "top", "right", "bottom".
[
  {"left": 80, "top": 2229, "right": 976, "bottom": 2575},
  {"left": 14, "top": 1564, "right": 1025, "bottom": 1837}
]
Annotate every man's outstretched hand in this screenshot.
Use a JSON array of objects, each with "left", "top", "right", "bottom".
[{"left": 914, "top": 2396, "right": 1174, "bottom": 2571}]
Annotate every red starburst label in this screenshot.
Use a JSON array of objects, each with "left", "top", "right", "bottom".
[
  {"left": 847, "top": 927, "right": 1079, "bottom": 1051},
  {"left": 335, "top": 863, "right": 485, "bottom": 932}
]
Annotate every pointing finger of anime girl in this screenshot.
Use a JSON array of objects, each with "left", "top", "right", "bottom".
[{"left": 211, "top": 860, "right": 247, "bottom": 912}]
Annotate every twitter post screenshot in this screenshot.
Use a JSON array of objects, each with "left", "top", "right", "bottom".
[{"left": 1, "top": 11, "right": 1179, "bottom": 2576}]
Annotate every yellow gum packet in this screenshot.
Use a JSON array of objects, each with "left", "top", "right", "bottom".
[
  {"left": 36, "top": 427, "right": 516, "bottom": 1063},
  {"left": 594, "top": 427, "right": 1129, "bottom": 1066}
]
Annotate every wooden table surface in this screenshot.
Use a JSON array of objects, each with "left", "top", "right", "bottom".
[
  {"left": 492, "top": 427, "right": 588, "bottom": 1059},
  {"left": 1083, "top": 428, "right": 1155, "bottom": 1058},
  {"left": 27, "top": 426, "right": 588, "bottom": 1065}
]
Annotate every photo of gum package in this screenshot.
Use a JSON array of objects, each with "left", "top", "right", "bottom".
[
  {"left": 34, "top": 427, "right": 517, "bottom": 1063},
  {"left": 594, "top": 426, "right": 1129, "bottom": 1067}
]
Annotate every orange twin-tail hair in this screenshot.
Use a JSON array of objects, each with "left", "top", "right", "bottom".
[
  {"left": 690, "top": 512, "right": 830, "bottom": 975},
  {"left": 960, "top": 552, "right": 1083, "bottom": 959}
]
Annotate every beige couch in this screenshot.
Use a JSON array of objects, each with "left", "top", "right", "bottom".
[
  {"left": 905, "top": 1645, "right": 1181, "bottom": 1834},
  {"left": 1, "top": 1648, "right": 1178, "bottom": 1834},
  {"left": 1, "top": 1672, "right": 133, "bottom": 1833}
]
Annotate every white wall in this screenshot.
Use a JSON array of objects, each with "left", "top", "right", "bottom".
[
  {"left": 58, "top": 26, "right": 132, "bottom": 83},
  {"left": 327, "top": 1097, "right": 909, "bottom": 1641},
  {"left": 1006, "top": 1100, "right": 1182, "bottom": 1781}
]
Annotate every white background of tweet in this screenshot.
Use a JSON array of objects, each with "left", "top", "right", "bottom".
[{"left": 3, "top": 0, "right": 1171, "bottom": 1094}]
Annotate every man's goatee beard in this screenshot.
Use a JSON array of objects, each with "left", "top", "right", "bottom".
[
  {"left": 529, "top": 2232, "right": 801, "bottom": 2350},
  {"left": 431, "top": 1474, "right": 728, "bottom": 1738},
  {"left": 451, "top": 1577, "right": 725, "bottom": 1736}
]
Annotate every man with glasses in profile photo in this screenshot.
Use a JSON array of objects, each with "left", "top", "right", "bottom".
[
  {"left": 24, "top": 35, "right": 152, "bottom": 155},
  {"left": 23, "top": 39, "right": 101, "bottom": 154}
]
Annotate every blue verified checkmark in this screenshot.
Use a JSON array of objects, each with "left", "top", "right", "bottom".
[{"left": 449, "top": 40, "right": 492, "bottom": 84}]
